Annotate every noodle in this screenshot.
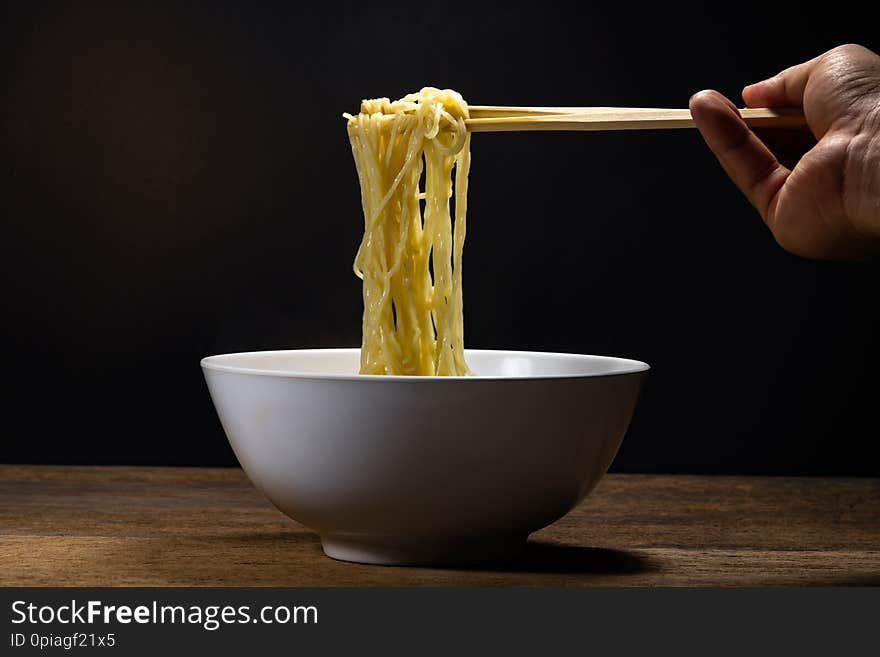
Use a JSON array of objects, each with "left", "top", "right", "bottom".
[{"left": 344, "top": 88, "right": 472, "bottom": 375}]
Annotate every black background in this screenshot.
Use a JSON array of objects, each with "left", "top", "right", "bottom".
[{"left": 3, "top": 2, "right": 878, "bottom": 474}]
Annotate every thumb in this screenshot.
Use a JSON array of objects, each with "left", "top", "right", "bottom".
[
  {"left": 742, "top": 56, "right": 821, "bottom": 108},
  {"left": 689, "top": 90, "right": 789, "bottom": 222}
]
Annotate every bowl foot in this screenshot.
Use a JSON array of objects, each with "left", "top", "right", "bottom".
[{"left": 321, "top": 534, "right": 528, "bottom": 566}]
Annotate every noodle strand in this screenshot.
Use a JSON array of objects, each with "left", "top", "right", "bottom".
[{"left": 345, "top": 87, "right": 472, "bottom": 375}]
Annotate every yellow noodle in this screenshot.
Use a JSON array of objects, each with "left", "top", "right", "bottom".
[{"left": 345, "top": 87, "right": 472, "bottom": 375}]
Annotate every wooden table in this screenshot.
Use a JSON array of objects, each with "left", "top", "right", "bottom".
[{"left": 1, "top": 466, "right": 878, "bottom": 586}]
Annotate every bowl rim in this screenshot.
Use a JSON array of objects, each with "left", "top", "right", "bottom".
[{"left": 200, "top": 348, "right": 650, "bottom": 381}]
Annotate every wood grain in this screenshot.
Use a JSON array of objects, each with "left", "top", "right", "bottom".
[{"left": 1, "top": 466, "right": 878, "bottom": 586}]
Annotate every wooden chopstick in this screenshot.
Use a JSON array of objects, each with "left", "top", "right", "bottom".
[
  {"left": 465, "top": 107, "right": 807, "bottom": 132},
  {"left": 468, "top": 106, "right": 663, "bottom": 118}
]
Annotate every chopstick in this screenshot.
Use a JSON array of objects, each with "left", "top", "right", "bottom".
[
  {"left": 465, "top": 106, "right": 807, "bottom": 132},
  {"left": 469, "top": 106, "right": 647, "bottom": 117}
]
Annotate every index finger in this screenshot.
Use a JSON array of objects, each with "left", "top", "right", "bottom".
[{"left": 741, "top": 56, "right": 820, "bottom": 107}]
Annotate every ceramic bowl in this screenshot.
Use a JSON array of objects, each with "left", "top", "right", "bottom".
[{"left": 201, "top": 348, "right": 648, "bottom": 565}]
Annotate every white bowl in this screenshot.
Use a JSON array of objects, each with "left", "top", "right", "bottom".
[{"left": 201, "top": 348, "right": 648, "bottom": 565}]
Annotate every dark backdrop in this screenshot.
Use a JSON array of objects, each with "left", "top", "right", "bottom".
[{"left": 3, "top": 3, "right": 878, "bottom": 474}]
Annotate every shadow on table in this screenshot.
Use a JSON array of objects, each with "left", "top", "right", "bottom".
[
  {"left": 210, "top": 533, "right": 880, "bottom": 585},
  {"left": 222, "top": 532, "right": 657, "bottom": 576},
  {"left": 806, "top": 574, "right": 880, "bottom": 586},
  {"left": 477, "top": 540, "right": 660, "bottom": 576}
]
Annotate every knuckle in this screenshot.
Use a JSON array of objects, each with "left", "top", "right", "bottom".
[
  {"left": 830, "top": 43, "right": 858, "bottom": 56},
  {"left": 827, "top": 43, "right": 870, "bottom": 62}
]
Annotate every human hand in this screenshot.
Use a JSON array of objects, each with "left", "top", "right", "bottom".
[{"left": 690, "top": 44, "right": 880, "bottom": 259}]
